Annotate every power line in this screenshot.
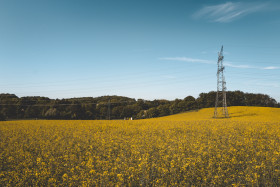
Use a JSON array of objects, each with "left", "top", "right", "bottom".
[{"left": 0, "top": 100, "right": 136, "bottom": 107}]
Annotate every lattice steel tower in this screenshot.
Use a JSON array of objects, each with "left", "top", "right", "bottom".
[{"left": 214, "top": 45, "right": 229, "bottom": 118}]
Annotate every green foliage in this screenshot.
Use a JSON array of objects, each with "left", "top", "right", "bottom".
[
  {"left": 0, "top": 111, "right": 6, "bottom": 121},
  {"left": 0, "top": 91, "right": 278, "bottom": 120}
]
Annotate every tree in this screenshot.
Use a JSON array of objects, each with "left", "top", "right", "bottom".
[
  {"left": 112, "top": 106, "right": 124, "bottom": 119},
  {"left": 0, "top": 110, "right": 6, "bottom": 121},
  {"left": 0, "top": 91, "right": 278, "bottom": 120},
  {"left": 44, "top": 108, "right": 59, "bottom": 119},
  {"left": 136, "top": 110, "right": 146, "bottom": 119},
  {"left": 146, "top": 107, "right": 159, "bottom": 118},
  {"left": 157, "top": 104, "right": 170, "bottom": 117}
]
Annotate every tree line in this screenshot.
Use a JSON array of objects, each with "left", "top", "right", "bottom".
[{"left": 0, "top": 90, "right": 279, "bottom": 121}]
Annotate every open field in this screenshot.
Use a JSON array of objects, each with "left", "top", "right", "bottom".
[{"left": 1, "top": 106, "right": 280, "bottom": 186}]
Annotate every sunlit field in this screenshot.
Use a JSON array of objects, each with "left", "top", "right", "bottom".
[{"left": 1, "top": 106, "right": 280, "bottom": 186}]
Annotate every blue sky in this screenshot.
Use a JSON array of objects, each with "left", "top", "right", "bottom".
[{"left": 0, "top": 0, "right": 280, "bottom": 101}]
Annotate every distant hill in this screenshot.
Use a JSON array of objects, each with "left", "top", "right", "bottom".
[
  {"left": 0, "top": 91, "right": 279, "bottom": 120},
  {"left": 154, "top": 106, "right": 280, "bottom": 122}
]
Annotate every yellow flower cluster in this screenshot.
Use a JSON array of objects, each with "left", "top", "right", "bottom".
[{"left": 0, "top": 106, "right": 279, "bottom": 186}]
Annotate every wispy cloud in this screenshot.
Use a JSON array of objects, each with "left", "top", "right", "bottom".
[
  {"left": 224, "top": 62, "right": 280, "bottom": 70},
  {"left": 223, "top": 62, "right": 255, "bottom": 69},
  {"left": 193, "top": 2, "right": 268, "bottom": 23},
  {"left": 263, "top": 66, "right": 280, "bottom": 70},
  {"left": 160, "top": 57, "right": 214, "bottom": 64},
  {"left": 160, "top": 57, "right": 280, "bottom": 70}
]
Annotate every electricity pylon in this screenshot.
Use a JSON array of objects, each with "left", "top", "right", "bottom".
[{"left": 214, "top": 45, "right": 229, "bottom": 118}]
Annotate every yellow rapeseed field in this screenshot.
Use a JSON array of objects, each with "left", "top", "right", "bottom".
[{"left": 0, "top": 106, "right": 280, "bottom": 186}]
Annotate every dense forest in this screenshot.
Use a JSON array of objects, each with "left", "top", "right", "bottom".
[{"left": 0, "top": 91, "right": 279, "bottom": 121}]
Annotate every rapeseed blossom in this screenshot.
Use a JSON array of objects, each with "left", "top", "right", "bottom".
[{"left": 0, "top": 106, "right": 279, "bottom": 186}]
